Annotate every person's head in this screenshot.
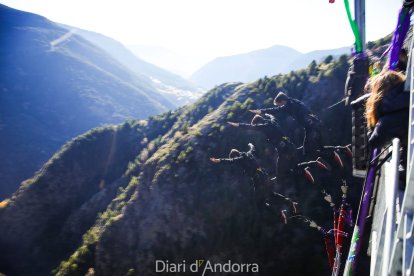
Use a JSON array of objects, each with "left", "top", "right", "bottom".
[
  {"left": 251, "top": 114, "right": 265, "bottom": 125},
  {"left": 365, "top": 70, "right": 406, "bottom": 128},
  {"left": 273, "top": 92, "right": 289, "bottom": 106},
  {"left": 229, "top": 149, "right": 241, "bottom": 159}
]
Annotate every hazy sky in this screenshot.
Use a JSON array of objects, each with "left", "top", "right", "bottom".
[{"left": 1, "top": 0, "right": 403, "bottom": 59}]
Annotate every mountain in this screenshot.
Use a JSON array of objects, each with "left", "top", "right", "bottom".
[
  {"left": 0, "top": 4, "right": 176, "bottom": 199},
  {"left": 190, "top": 45, "right": 349, "bottom": 89},
  {"left": 127, "top": 44, "right": 206, "bottom": 78},
  {"left": 0, "top": 50, "right": 360, "bottom": 276},
  {"left": 287, "top": 47, "right": 350, "bottom": 72},
  {"left": 62, "top": 26, "right": 204, "bottom": 105},
  {"left": 190, "top": 45, "right": 302, "bottom": 89}
]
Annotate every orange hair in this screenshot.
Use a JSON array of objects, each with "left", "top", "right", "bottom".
[{"left": 365, "top": 70, "right": 405, "bottom": 128}]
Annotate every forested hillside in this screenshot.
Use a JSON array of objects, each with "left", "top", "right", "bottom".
[{"left": 1, "top": 53, "right": 358, "bottom": 276}]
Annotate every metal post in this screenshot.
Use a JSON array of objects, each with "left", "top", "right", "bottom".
[
  {"left": 355, "top": 0, "right": 366, "bottom": 53},
  {"left": 382, "top": 138, "right": 401, "bottom": 276}
]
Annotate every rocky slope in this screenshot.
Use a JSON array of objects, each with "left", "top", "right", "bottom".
[{"left": 0, "top": 52, "right": 359, "bottom": 275}]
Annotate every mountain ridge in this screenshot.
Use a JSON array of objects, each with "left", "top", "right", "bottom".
[
  {"left": 0, "top": 4, "right": 174, "bottom": 199},
  {"left": 60, "top": 25, "right": 204, "bottom": 105},
  {"left": 190, "top": 44, "right": 349, "bottom": 89}
]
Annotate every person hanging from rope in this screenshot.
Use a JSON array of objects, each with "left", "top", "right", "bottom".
[
  {"left": 209, "top": 143, "right": 273, "bottom": 207},
  {"left": 365, "top": 70, "right": 409, "bottom": 176},
  {"left": 249, "top": 92, "right": 323, "bottom": 158},
  {"left": 209, "top": 143, "right": 259, "bottom": 176},
  {"left": 227, "top": 114, "right": 305, "bottom": 183},
  {"left": 227, "top": 113, "right": 286, "bottom": 144},
  {"left": 209, "top": 142, "right": 302, "bottom": 215},
  {"left": 228, "top": 113, "right": 289, "bottom": 171}
]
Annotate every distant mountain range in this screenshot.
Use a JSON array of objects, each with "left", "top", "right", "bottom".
[
  {"left": 288, "top": 47, "right": 352, "bottom": 72},
  {"left": 63, "top": 26, "right": 204, "bottom": 105},
  {"left": 190, "top": 45, "right": 350, "bottom": 89},
  {"left": 0, "top": 4, "right": 199, "bottom": 199},
  {"left": 127, "top": 44, "right": 207, "bottom": 78}
]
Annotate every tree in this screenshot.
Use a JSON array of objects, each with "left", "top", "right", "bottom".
[
  {"left": 307, "top": 60, "right": 319, "bottom": 76},
  {"left": 324, "top": 55, "right": 333, "bottom": 64},
  {"left": 264, "top": 79, "right": 277, "bottom": 93}
]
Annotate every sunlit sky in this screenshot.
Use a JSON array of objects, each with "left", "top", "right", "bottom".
[{"left": 1, "top": 0, "right": 403, "bottom": 59}]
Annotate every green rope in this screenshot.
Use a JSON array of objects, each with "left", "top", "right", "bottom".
[{"left": 344, "top": 0, "right": 363, "bottom": 53}]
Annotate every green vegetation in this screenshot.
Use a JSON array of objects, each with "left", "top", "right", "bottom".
[
  {"left": 177, "top": 146, "right": 193, "bottom": 163},
  {"left": 55, "top": 175, "right": 139, "bottom": 276},
  {"left": 367, "top": 33, "right": 393, "bottom": 50},
  {"left": 324, "top": 55, "right": 334, "bottom": 64}
]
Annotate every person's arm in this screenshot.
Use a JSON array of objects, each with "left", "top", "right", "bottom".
[
  {"left": 249, "top": 106, "right": 282, "bottom": 116},
  {"left": 228, "top": 122, "right": 269, "bottom": 130},
  {"left": 247, "top": 143, "right": 255, "bottom": 154},
  {"left": 227, "top": 122, "right": 253, "bottom": 129},
  {"left": 297, "top": 160, "right": 317, "bottom": 168},
  {"left": 210, "top": 156, "right": 244, "bottom": 164}
]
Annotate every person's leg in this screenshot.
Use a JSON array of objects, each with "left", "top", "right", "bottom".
[
  {"left": 302, "top": 129, "right": 308, "bottom": 156},
  {"left": 304, "top": 126, "right": 323, "bottom": 159},
  {"left": 274, "top": 147, "right": 280, "bottom": 182}
]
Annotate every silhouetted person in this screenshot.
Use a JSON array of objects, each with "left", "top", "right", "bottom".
[
  {"left": 227, "top": 114, "right": 301, "bottom": 181},
  {"left": 228, "top": 114, "right": 286, "bottom": 144},
  {"left": 250, "top": 92, "right": 323, "bottom": 158},
  {"left": 210, "top": 143, "right": 272, "bottom": 205},
  {"left": 210, "top": 143, "right": 258, "bottom": 175}
]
